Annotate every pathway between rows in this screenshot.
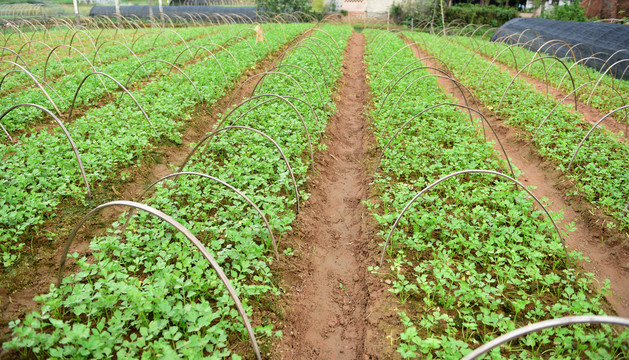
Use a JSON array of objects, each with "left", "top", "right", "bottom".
[{"left": 276, "top": 32, "right": 371, "bottom": 359}]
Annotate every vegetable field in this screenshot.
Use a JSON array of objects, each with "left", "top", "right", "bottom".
[{"left": 0, "top": 16, "right": 628, "bottom": 359}]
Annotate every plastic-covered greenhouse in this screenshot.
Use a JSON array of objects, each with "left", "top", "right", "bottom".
[{"left": 492, "top": 18, "right": 629, "bottom": 79}]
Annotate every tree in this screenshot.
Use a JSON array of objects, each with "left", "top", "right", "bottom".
[{"left": 255, "top": 0, "right": 312, "bottom": 15}]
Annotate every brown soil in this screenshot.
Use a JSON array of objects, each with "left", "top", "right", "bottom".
[
  {"left": 0, "top": 30, "right": 305, "bottom": 350},
  {"left": 406, "top": 38, "right": 629, "bottom": 317},
  {"left": 273, "top": 32, "right": 374, "bottom": 359}
]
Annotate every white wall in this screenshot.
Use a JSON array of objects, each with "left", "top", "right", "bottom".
[
  {"left": 366, "top": 0, "right": 396, "bottom": 14},
  {"left": 329, "top": 0, "right": 397, "bottom": 14}
]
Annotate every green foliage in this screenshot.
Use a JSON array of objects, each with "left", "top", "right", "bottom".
[
  {"left": 445, "top": 4, "right": 519, "bottom": 27},
  {"left": 4, "top": 23, "right": 353, "bottom": 358},
  {"left": 541, "top": 2, "right": 588, "bottom": 21},
  {"left": 448, "top": 34, "right": 629, "bottom": 231},
  {"left": 255, "top": 0, "right": 312, "bottom": 16},
  {"left": 364, "top": 28, "right": 629, "bottom": 359}
]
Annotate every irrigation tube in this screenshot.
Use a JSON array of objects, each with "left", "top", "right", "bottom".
[
  {"left": 56, "top": 200, "right": 262, "bottom": 360},
  {"left": 461, "top": 315, "right": 629, "bottom": 360}
]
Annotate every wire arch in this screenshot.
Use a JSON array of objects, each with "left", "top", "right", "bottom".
[
  {"left": 379, "top": 169, "right": 570, "bottom": 267},
  {"left": 0, "top": 103, "right": 91, "bottom": 198},
  {"left": 56, "top": 200, "right": 262, "bottom": 360},
  {"left": 179, "top": 126, "right": 300, "bottom": 214}
]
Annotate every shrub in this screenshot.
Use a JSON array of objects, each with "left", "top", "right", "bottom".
[
  {"left": 445, "top": 4, "right": 519, "bottom": 26},
  {"left": 541, "top": 2, "right": 588, "bottom": 21},
  {"left": 255, "top": 0, "right": 312, "bottom": 16}
]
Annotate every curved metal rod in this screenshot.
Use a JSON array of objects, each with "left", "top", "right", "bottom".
[
  {"left": 498, "top": 56, "right": 578, "bottom": 112},
  {"left": 456, "top": 23, "right": 480, "bottom": 37},
  {"left": 372, "top": 30, "right": 403, "bottom": 58},
  {"left": 131, "top": 31, "right": 173, "bottom": 52},
  {"left": 226, "top": 72, "right": 314, "bottom": 122},
  {"left": 557, "top": 55, "right": 612, "bottom": 89},
  {"left": 385, "top": 57, "right": 453, "bottom": 93},
  {"left": 179, "top": 126, "right": 300, "bottom": 214},
  {"left": 68, "top": 29, "right": 99, "bottom": 63},
  {"left": 226, "top": 94, "right": 320, "bottom": 127},
  {"left": 567, "top": 105, "right": 629, "bottom": 171},
  {"left": 479, "top": 43, "right": 521, "bottom": 83},
  {"left": 297, "top": 36, "right": 337, "bottom": 65},
  {"left": 192, "top": 39, "right": 240, "bottom": 65},
  {"left": 15, "top": 41, "right": 63, "bottom": 74},
  {"left": 135, "top": 172, "right": 278, "bottom": 258},
  {"left": 43, "top": 44, "right": 107, "bottom": 91},
  {"left": 218, "top": 94, "right": 315, "bottom": 170},
  {"left": 289, "top": 40, "right": 336, "bottom": 81},
  {"left": 272, "top": 45, "right": 330, "bottom": 88},
  {"left": 68, "top": 71, "right": 156, "bottom": 136},
  {"left": 92, "top": 40, "right": 146, "bottom": 72},
  {"left": 530, "top": 39, "right": 576, "bottom": 67},
  {"left": 0, "top": 46, "right": 31, "bottom": 72},
  {"left": 0, "top": 69, "right": 66, "bottom": 106},
  {"left": 233, "top": 35, "right": 256, "bottom": 57},
  {"left": 552, "top": 42, "right": 580, "bottom": 64},
  {"left": 122, "top": 59, "right": 202, "bottom": 107},
  {"left": 56, "top": 200, "right": 262, "bottom": 360},
  {"left": 378, "top": 66, "right": 464, "bottom": 116},
  {"left": 381, "top": 74, "right": 479, "bottom": 137},
  {"left": 0, "top": 103, "right": 91, "bottom": 198},
  {"left": 254, "top": 64, "right": 324, "bottom": 105},
  {"left": 374, "top": 42, "right": 427, "bottom": 82},
  {"left": 379, "top": 169, "right": 570, "bottom": 267},
  {"left": 376, "top": 103, "right": 514, "bottom": 178},
  {"left": 0, "top": 61, "right": 61, "bottom": 115},
  {"left": 531, "top": 81, "right": 628, "bottom": 144},
  {"left": 152, "top": 29, "right": 192, "bottom": 56},
  {"left": 302, "top": 27, "right": 339, "bottom": 48},
  {"left": 460, "top": 41, "right": 499, "bottom": 75},
  {"left": 462, "top": 315, "right": 629, "bottom": 360},
  {"left": 176, "top": 41, "right": 238, "bottom": 67},
  {"left": 469, "top": 24, "right": 492, "bottom": 39},
  {"left": 586, "top": 59, "right": 629, "bottom": 105},
  {"left": 0, "top": 116, "right": 12, "bottom": 141},
  {"left": 514, "top": 29, "right": 541, "bottom": 45}
]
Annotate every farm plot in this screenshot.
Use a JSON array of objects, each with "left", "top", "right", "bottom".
[
  {"left": 404, "top": 31, "right": 629, "bottom": 234},
  {"left": 1, "top": 19, "right": 628, "bottom": 360},
  {"left": 0, "top": 22, "right": 311, "bottom": 269},
  {"left": 2, "top": 22, "right": 351, "bottom": 358},
  {"left": 450, "top": 34, "right": 629, "bottom": 118},
  {"left": 365, "top": 29, "right": 628, "bottom": 358}
]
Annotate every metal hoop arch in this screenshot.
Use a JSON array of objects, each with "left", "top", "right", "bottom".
[
  {"left": 567, "top": 105, "right": 629, "bottom": 171},
  {"left": 56, "top": 200, "right": 262, "bottom": 360},
  {"left": 379, "top": 169, "right": 570, "bottom": 267},
  {"left": 0, "top": 103, "right": 91, "bottom": 198},
  {"left": 179, "top": 126, "right": 300, "bottom": 214},
  {"left": 68, "top": 71, "right": 156, "bottom": 136},
  {"left": 462, "top": 315, "right": 629, "bottom": 360},
  {"left": 497, "top": 56, "right": 578, "bottom": 112}
]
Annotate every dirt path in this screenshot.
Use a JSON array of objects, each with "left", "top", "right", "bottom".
[
  {"left": 407, "top": 38, "right": 629, "bottom": 317},
  {"left": 275, "top": 32, "right": 371, "bottom": 359}
]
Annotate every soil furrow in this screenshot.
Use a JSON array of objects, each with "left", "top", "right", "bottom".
[
  {"left": 275, "top": 32, "right": 371, "bottom": 359},
  {"left": 407, "top": 38, "right": 629, "bottom": 317}
]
